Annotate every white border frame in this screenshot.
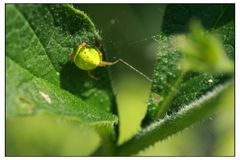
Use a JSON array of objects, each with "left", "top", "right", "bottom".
[{"left": 1, "top": 1, "right": 239, "bottom": 160}]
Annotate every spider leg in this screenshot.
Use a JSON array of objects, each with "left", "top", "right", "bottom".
[
  {"left": 99, "top": 59, "right": 120, "bottom": 67},
  {"left": 68, "top": 48, "right": 73, "bottom": 62},
  {"left": 87, "top": 70, "right": 101, "bottom": 80}
]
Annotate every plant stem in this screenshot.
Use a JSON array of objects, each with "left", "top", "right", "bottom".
[{"left": 116, "top": 81, "right": 233, "bottom": 156}]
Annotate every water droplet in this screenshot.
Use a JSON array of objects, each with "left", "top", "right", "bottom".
[
  {"left": 208, "top": 79, "right": 213, "bottom": 83},
  {"left": 110, "top": 19, "right": 116, "bottom": 24}
]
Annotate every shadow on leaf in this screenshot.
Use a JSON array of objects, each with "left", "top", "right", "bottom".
[{"left": 60, "top": 61, "right": 117, "bottom": 113}]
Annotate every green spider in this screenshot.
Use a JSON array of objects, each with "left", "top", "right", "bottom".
[{"left": 69, "top": 43, "right": 119, "bottom": 80}]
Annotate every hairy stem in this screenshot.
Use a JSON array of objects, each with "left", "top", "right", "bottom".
[{"left": 116, "top": 81, "right": 233, "bottom": 156}]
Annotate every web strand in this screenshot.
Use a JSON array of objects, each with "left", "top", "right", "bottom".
[{"left": 119, "top": 58, "right": 153, "bottom": 82}]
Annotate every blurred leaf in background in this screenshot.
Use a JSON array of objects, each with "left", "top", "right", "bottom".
[
  {"left": 6, "top": 110, "right": 101, "bottom": 156},
  {"left": 176, "top": 20, "right": 233, "bottom": 73}
]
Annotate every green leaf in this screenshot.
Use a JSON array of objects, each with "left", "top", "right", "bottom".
[
  {"left": 144, "top": 12, "right": 234, "bottom": 123},
  {"left": 115, "top": 75, "right": 152, "bottom": 145},
  {"left": 6, "top": 110, "right": 101, "bottom": 156},
  {"left": 116, "top": 81, "right": 234, "bottom": 155},
  {"left": 6, "top": 57, "right": 117, "bottom": 124},
  {"left": 176, "top": 20, "right": 233, "bottom": 73},
  {"left": 119, "top": 4, "right": 234, "bottom": 155},
  {"left": 169, "top": 22, "right": 234, "bottom": 113},
  {"left": 6, "top": 57, "right": 117, "bottom": 156},
  {"left": 6, "top": 4, "right": 118, "bottom": 155},
  {"left": 7, "top": 4, "right": 115, "bottom": 113}
]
